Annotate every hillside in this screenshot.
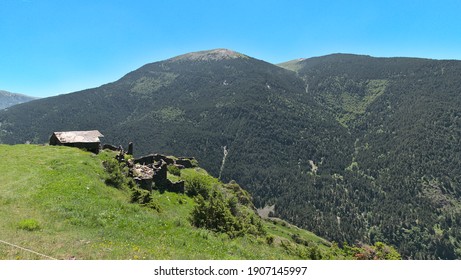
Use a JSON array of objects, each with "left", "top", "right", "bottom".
[
  {"left": 0, "top": 144, "right": 399, "bottom": 260},
  {"left": 0, "top": 90, "right": 36, "bottom": 110},
  {"left": 1, "top": 49, "right": 461, "bottom": 259},
  {"left": 279, "top": 54, "right": 461, "bottom": 259},
  {"left": 0, "top": 49, "right": 353, "bottom": 247}
]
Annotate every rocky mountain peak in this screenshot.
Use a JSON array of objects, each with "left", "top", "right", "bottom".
[{"left": 170, "top": 48, "right": 248, "bottom": 62}]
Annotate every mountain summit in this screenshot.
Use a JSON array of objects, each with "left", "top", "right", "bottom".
[{"left": 170, "top": 48, "right": 248, "bottom": 61}]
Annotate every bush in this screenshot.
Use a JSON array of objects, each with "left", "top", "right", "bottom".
[
  {"left": 224, "top": 181, "right": 252, "bottom": 206},
  {"left": 190, "top": 191, "right": 242, "bottom": 237},
  {"left": 343, "top": 242, "right": 401, "bottom": 260},
  {"left": 103, "top": 158, "right": 133, "bottom": 190},
  {"left": 17, "top": 219, "right": 41, "bottom": 231},
  {"left": 131, "top": 187, "right": 161, "bottom": 211},
  {"left": 292, "top": 233, "right": 310, "bottom": 246},
  {"left": 266, "top": 235, "right": 275, "bottom": 245},
  {"left": 131, "top": 187, "right": 152, "bottom": 204},
  {"left": 184, "top": 172, "right": 213, "bottom": 199},
  {"left": 308, "top": 245, "right": 323, "bottom": 260},
  {"left": 104, "top": 156, "right": 159, "bottom": 210},
  {"left": 167, "top": 165, "right": 181, "bottom": 176},
  {"left": 190, "top": 189, "right": 266, "bottom": 238}
]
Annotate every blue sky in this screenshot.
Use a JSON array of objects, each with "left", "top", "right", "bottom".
[{"left": 1, "top": 0, "right": 461, "bottom": 97}]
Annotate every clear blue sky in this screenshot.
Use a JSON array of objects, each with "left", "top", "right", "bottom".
[{"left": 1, "top": 0, "right": 461, "bottom": 97}]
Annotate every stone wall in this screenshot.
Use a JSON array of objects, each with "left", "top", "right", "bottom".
[
  {"left": 129, "top": 153, "right": 196, "bottom": 194},
  {"left": 104, "top": 142, "right": 194, "bottom": 194}
]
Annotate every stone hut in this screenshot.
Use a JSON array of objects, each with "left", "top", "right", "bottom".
[{"left": 49, "top": 130, "right": 104, "bottom": 153}]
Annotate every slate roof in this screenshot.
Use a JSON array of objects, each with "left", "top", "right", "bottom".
[{"left": 52, "top": 130, "right": 104, "bottom": 143}]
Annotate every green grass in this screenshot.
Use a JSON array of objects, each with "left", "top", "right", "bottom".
[
  {"left": 0, "top": 144, "right": 353, "bottom": 260},
  {"left": 338, "top": 79, "right": 388, "bottom": 125}
]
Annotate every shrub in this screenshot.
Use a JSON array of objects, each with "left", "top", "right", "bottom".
[
  {"left": 131, "top": 187, "right": 161, "bottom": 211},
  {"left": 308, "top": 245, "right": 323, "bottom": 260},
  {"left": 292, "top": 233, "right": 310, "bottom": 246},
  {"left": 103, "top": 158, "right": 131, "bottom": 190},
  {"left": 266, "top": 235, "right": 275, "bottom": 245},
  {"left": 190, "top": 189, "right": 266, "bottom": 238},
  {"left": 167, "top": 165, "right": 181, "bottom": 176},
  {"left": 17, "top": 219, "right": 41, "bottom": 231},
  {"left": 224, "top": 181, "right": 252, "bottom": 206},
  {"left": 103, "top": 155, "right": 160, "bottom": 211},
  {"left": 343, "top": 241, "right": 401, "bottom": 260},
  {"left": 184, "top": 173, "right": 213, "bottom": 199},
  {"left": 131, "top": 187, "right": 152, "bottom": 204},
  {"left": 190, "top": 191, "right": 242, "bottom": 237}
]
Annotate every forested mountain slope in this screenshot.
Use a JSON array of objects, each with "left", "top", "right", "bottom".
[
  {"left": 1, "top": 50, "right": 461, "bottom": 258},
  {"left": 280, "top": 54, "right": 461, "bottom": 259}
]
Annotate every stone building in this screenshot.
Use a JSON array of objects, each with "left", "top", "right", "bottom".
[{"left": 49, "top": 130, "right": 104, "bottom": 153}]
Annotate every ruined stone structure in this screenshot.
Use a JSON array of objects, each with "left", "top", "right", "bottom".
[
  {"left": 101, "top": 139, "right": 193, "bottom": 194},
  {"left": 175, "top": 158, "right": 196, "bottom": 168},
  {"left": 102, "top": 144, "right": 119, "bottom": 151},
  {"left": 127, "top": 142, "right": 133, "bottom": 155},
  {"left": 132, "top": 164, "right": 154, "bottom": 192},
  {"left": 128, "top": 153, "right": 194, "bottom": 194},
  {"left": 132, "top": 154, "right": 187, "bottom": 166}
]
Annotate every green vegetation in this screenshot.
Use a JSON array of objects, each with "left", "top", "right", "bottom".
[
  {"left": 17, "top": 219, "right": 41, "bottom": 232},
  {"left": 343, "top": 242, "right": 401, "bottom": 260},
  {"left": 190, "top": 188, "right": 265, "bottom": 238},
  {"left": 1, "top": 144, "right": 388, "bottom": 260},
  {"left": 101, "top": 156, "right": 160, "bottom": 210},
  {"left": 182, "top": 168, "right": 218, "bottom": 199},
  {"left": 102, "top": 157, "right": 133, "bottom": 190},
  {"left": 1, "top": 50, "right": 460, "bottom": 259},
  {"left": 130, "top": 73, "right": 178, "bottom": 95},
  {"left": 167, "top": 165, "right": 181, "bottom": 177},
  {"left": 278, "top": 53, "right": 461, "bottom": 259}
]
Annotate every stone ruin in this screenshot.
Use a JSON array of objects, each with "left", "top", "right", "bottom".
[
  {"left": 129, "top": 154, "right": 196, "bottom": 194},
  {"left": 106, "top": 143, "right": 197, "bottom": 194}
]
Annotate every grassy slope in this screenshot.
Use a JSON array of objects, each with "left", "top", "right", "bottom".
[{"left": 0, "top": 144, "right": 341, "bottom": 260}]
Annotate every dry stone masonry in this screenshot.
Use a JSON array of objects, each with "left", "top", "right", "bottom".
[{"left": 108, "top": 144, "right": 196, "bottom": 194}]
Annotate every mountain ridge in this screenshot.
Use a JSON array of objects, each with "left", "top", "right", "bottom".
[{"left": 0, "top": 90, "right": 36, "bottom": 110}]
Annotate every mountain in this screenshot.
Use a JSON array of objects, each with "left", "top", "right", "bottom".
[
  {"left": 0, "top": 90, "right": 36, "bottom": 109},
  {"left": 279, "top": 54, "right": 461, "bottom": 259},
  {"left": 0, "top": 48, "right": 353, "bottom": 213},
  {"left": 1, "top": 50, "right": 461, "bottom": 259}
]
